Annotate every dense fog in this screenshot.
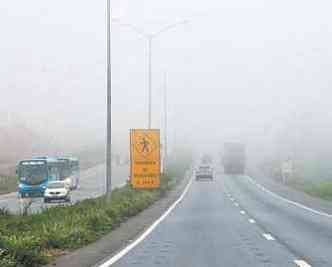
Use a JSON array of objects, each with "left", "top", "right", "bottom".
[{"left": 1, "top": 0, "right": 332, "bottom": 180}]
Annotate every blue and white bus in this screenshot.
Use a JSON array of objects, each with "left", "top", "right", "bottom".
[
  {"left": 17, "top": 157, "right": 61, "bottom": 198},
  {"left": 57, "top": 156, "right": 80, "bottom": 190},
  {"left": 69, "top": 157, "right": 80, "bottom": 189}
]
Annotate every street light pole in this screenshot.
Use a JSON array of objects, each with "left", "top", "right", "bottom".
[
  {"left": 148, "top": 37, "right": 152, "bottom": 129},
  {"left": 112, "top": 19, "right": 188, "bottom": 129},
  {"left": 106, "top": 0, "right": 112, "bottom": 198}
]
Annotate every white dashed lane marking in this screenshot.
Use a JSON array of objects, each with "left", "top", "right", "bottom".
[
  {"left": 226, "top": 183, "right": 313, "bottom": 267},
  {"left": 262, "top": 233, "right": 275, "bottom": 241},
  {"left": 294, "top": 260, "right": 312, "bottom": 267}
]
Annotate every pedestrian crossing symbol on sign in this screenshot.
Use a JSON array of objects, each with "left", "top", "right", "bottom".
[
  {"left": 134, "top": 133, "right": 157, "bottom": 158},
  {"left": 130, "top": 129, "right": 161, "bottom": 189}
]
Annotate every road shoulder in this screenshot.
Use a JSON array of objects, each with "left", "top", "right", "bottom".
[
  {"left": 249, "top": 168, "right": 332, "bottom": 215},
  {"left": 45, "top": 173, "right": 191, "bottom": 267}
]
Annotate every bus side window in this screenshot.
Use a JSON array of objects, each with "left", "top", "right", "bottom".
[
  {"left": 48, "top": 167, "right": 53, "bottom": 180},
  {"left": 48, "top": 167, "right": 57, "bottom": 181}
]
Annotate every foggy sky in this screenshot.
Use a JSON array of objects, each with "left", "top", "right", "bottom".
[{"left": 1, "top": 0, "right": 332, "bottom": 156}]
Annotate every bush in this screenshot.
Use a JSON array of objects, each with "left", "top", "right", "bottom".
[
  {"left": 0, "top": 254, "right": 16, "bottom": 267},
  {"left": 0, "top": 207, "right": 10, "bottom": 216},
  {"left": 0, "top": 235, "right": 49, "bottom": 266}
]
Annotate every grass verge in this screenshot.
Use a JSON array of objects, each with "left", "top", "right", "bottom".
[
  {"left": 0, "top": 158, "right": 191, "bottom": 267},
  {"left": 288, "top": 178, "right": 332, "bottom": 201}
]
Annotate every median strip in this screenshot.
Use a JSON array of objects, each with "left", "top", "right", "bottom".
[{"left": 0, "top": 159, "right": 192, "bottom": 267}]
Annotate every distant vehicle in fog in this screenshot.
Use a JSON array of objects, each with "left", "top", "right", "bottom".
[
  {"left": 195, "top": 164, "right": 214, "bottom": 180},
  {"left": 17, "top": 157, "right": 61, "bottom": 198},
  {"left": 17, "top": 156, "right": 80, "bottom": 197},
  {"left": 44, "top": 181, "right": 71, "bottom": 203},
  {"left": 223, "top": 143, "right": 246, "bottom": 175},
  {"left": 201, "top": 154, "right": 213, "bottom": 165},
  {"left": 33, "top": 156, "right": 79, "bottom": 190},
  {"left": 57, "top": 157, "right": 80, "bottom": 190}
]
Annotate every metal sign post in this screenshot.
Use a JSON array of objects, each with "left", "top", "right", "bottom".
[{"left": 281, "top": 159, "right": 293, "bottom": 184}]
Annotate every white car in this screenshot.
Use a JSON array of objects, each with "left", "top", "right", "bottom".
[
  {"left": 195, "top": 165, "right": 214, "bottom": 181},
  {"left": 44, "top": 181, "right": 71, "bottom": 203}
]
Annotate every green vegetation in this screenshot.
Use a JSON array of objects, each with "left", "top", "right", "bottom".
[
  {"left": 0, "top": 176, "right": 16, "bottom": 195},
  {"left": 288, "top": 178, "right": 332, "bottom": 201},
  {"left": 0, "top": 156, "right": 192, "bottom": 267},
  {"left": 0, "top": 185, "right": 160, "bottom": 267}
]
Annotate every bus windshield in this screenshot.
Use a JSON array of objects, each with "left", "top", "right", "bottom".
[{"left": 18, "top": 161, "right": 47, "bottom": 185}]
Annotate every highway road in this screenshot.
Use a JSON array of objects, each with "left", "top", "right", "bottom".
[
  {"left": 0, "top": 163, "right": 129, "bottom": 214},
  {"left": 103, "top": 169, "right": 331, "bottom": 267}
]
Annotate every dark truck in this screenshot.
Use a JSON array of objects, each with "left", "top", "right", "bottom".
[{"left": 223, "top": 142, "right": 246, "bottom": 175}]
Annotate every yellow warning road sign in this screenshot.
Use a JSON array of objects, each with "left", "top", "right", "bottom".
[{"left": 130, "top": 129, "right": 160, "bottom": 188}]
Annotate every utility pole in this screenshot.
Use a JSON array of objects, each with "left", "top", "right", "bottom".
[
  {"left": 148, "top": 37, "right": 152, "bottom": 129},
  {"left": 106, "top": 0, "right": 112, "bottom": 199}
]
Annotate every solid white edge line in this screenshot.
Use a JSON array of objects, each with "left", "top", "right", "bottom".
[
  {"left": 294, "top": 260, "right": 312, "bottom": 267},
  {"left": 262, "top": 233, "right": 275, "bottom": 241},
  {"left": 246, "top": 176, "right": 332, "bottom": 219},
  {"left": 97, "top": 178, "right": 193, "bottom": 267}
]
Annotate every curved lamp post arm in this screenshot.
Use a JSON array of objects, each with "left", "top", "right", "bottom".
[
  {"left": 151, "top": 19, "right": 189, "bottom": 38},
  {"left": 112, "top": 18, "right": 149, "bottom": 39}
]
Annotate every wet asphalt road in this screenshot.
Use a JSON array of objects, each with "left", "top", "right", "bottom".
[
  {"left": 0, "top": 163, "right": 129, "bottom": 214},
  {"left": 110, "top": 171, "right": 331, "bottom": 267}
]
